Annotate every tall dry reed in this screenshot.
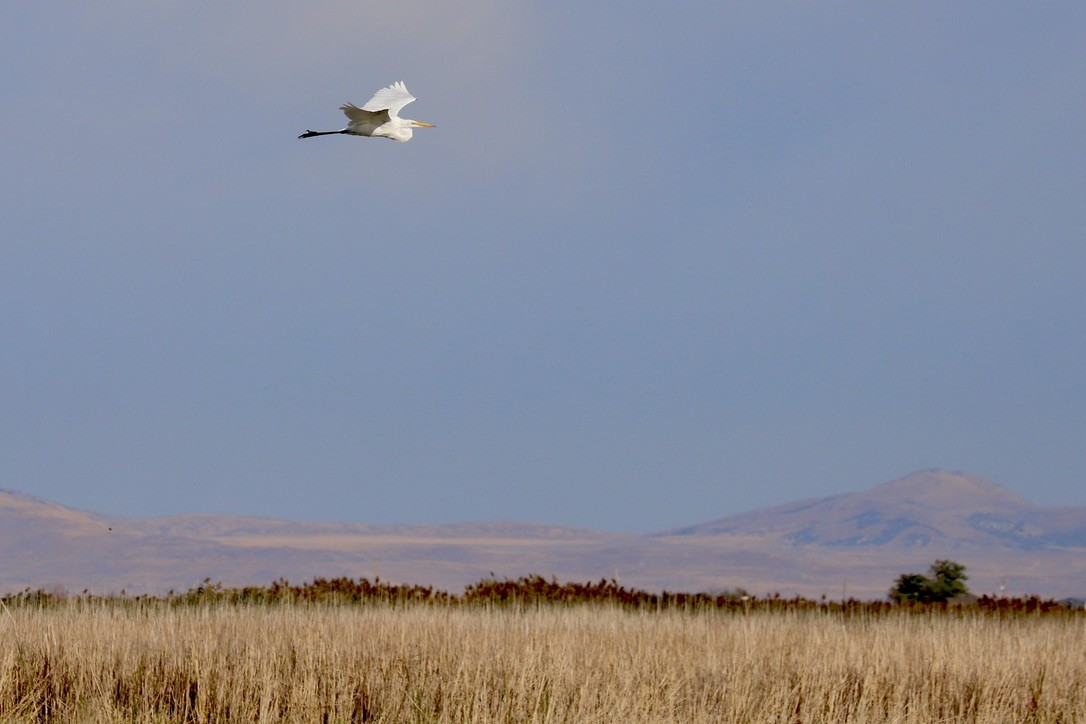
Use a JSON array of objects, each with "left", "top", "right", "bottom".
[{"left": 1, "top": 600, "right": 1082, "bottom": 722}]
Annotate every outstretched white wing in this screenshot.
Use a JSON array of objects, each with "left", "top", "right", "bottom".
[
  {"left": 339, "top": 102, "right": 385, "bottom": 135},
  {"left": 361, "top": 81, "right": 416, "bottom": 119}
]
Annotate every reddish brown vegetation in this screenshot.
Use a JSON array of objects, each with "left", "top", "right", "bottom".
[{"left": 3, "top": 574, "right": 1078, "bottom": 616}]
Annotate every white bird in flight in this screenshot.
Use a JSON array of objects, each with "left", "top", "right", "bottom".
[{"left": 298, "top": 81, "right": 435, "bottom": 143}]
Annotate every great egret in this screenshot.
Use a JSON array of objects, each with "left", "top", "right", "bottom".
[{"left": 298, "top": 81, "right": 435, "bottom": 143}]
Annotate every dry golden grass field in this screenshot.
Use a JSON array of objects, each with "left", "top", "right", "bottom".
[{"left": 1, "top": 598, "right": 1083, "bottom": 722}]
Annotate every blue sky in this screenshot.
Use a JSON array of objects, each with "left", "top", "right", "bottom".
[{"left": 2, "top": 3, "right": 1084, "bottom": 532}]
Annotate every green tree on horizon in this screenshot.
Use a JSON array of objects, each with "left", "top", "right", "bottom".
[{"left": 890, "top": 560, "right": 969, "bottom": 603}]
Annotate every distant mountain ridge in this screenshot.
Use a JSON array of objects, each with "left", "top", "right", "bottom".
[
  {"left": 2, "top": 471, "right": 1084, "bottom": 599},
  {"left": 666, "top": 470, "right": 1086, "bottom": 549}
]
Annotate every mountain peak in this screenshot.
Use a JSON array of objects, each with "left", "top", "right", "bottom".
[
  {"left": 861, "top": 470, "right": 1032, "bottom": 510},
  {"left": 665, "top": 470, "right": 1043, "bottom": 547}
]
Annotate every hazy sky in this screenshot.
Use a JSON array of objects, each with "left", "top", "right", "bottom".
[{"left": 3, "top": 3, "right": 1084, "bottom": 532}]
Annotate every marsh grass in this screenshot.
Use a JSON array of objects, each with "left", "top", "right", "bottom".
[{"left": 0, "top": 598, "right": 1083, "bottom": 722}]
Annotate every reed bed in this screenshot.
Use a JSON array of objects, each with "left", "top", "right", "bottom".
[{"left": 1, "top": 599, "right": 1083, "bottom": 722}]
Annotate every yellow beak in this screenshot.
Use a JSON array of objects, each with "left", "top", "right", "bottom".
[{"left": 412, "top": 121, "right": 436, "bottom": 128}]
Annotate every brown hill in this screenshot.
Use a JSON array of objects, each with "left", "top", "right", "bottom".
[
  {"left": 666, "top": 470, "right": 1086, "bottom": 549},
  {"left": 2, "top": 471, "right": 1084, "bottom": 599}
]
